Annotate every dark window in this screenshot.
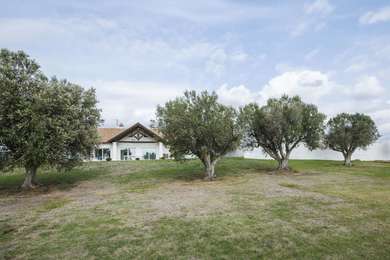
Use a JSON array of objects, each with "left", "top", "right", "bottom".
[
  {"left": 95, "top": 148, "right": 110, "bottom": 160},
  {"left": 95, "top": 149, "right": 102, "bottom": 160},
  {"left": 143, "top": 152, "right": 156, "bottom": 160},
  {"left": 103, "top": 148, "right": 110, "bottom": 159},
  {"left": 120, "top": 149, "right": 127, "bottom": 160}
]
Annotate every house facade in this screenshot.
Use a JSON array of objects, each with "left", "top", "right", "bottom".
[{"left": 93, "top": 122, "right": 170, "bottom": 161}]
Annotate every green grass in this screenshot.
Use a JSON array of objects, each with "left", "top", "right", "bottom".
[
  {"left": 0, "top": 158, "right": 389, "bottom": 259},
  {"left": 38, "top": 198, "right": 71, "bottom": 212},
  {"left": 0, "top": 165, "right": 105, "bottom": 193}
]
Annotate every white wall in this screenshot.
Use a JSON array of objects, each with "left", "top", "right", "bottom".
[
  {"left": 95, "top": 140, "right": 389, "bottom": 161},
  {"left": 243, "top": 140, "right": 390, "bottom": 161},
  {"left": 120, "top": 136, "right": 156, "bottom": 142},
  {"left": 117, "top": 142, "right": 159, "bottom": 159}
]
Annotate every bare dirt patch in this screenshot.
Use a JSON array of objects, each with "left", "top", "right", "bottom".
[{"left": 146, "top": 181, "right": 232, "bottom": 218}]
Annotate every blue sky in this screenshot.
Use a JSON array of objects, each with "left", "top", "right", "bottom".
[{"left": 1, "top": 0, "right": 390, "bottom": 142}]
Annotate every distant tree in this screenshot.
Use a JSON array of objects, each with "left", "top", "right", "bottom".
[
  {"left": 325, "top": 113, "right": 380, "bottom": 166},
  {"left": 0, "top": 49, "right": 101, "bottom": 188},
  {"left": 156, "top": 90, "right": 241, "bottom": 180},
  {"left": 240, "top": 95, "right": 326, "bottom": 170}
]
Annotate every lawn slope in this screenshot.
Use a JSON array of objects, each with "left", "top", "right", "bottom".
[{"left": 0, "top": 158, "right": 389, "bottom": 259}]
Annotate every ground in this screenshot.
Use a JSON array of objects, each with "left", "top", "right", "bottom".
[{"left": 0, "top": 158, "right": 389, "bottom": 259}]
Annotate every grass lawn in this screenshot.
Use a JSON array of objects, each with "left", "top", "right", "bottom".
[{"left": 0, "top": 158, "right": 389, "bottom": 259}]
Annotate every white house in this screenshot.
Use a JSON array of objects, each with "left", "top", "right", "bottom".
[{"left": 93, "top": 122, "right": 170, "bottom": 161}]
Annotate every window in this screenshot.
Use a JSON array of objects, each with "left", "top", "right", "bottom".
[
  {"left": 95, "top": 148, "right": 110, "bottom": 160},
  {"left": 103, "top": 149, "right": 110, "bottom": 159},
  {"left": 120, "top": 148, "right": 133, "bottom": 160},
  {"left": 95, "top": 149, "right": 102, "bottom": 160},
  {"left": 120, "top": 149, "right": 128, "bottom": 160},
  {"left": 143, "top": 151, "right": 156, "bottom": 160}
]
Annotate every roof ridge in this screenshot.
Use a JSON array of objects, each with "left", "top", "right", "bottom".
[{"left": 105, "top": 122, "right": 162, "bottom": 143}]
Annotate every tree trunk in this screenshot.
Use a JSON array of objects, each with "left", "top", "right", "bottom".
[
  {"left": 277, "top": 157, "right": 289, "bottom": 170},
  {"left": 344, "top": 153, "right": 352, "bottom": 167},
  {"left": 22, "top": 167, "right": 38, "bottom": 189},
  {"left": 203, "top": 156, "right": 217, "bottom": 181}
]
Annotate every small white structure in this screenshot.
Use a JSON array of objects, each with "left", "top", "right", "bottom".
[{"left": 92, "top": 122, "right": 170, "bottom": 161}]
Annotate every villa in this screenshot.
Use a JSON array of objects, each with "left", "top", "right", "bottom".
[{"left": 93, "top": 122, "right": 170, "bottom": 161}]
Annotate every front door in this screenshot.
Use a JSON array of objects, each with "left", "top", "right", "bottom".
[{"left": 120, "top": 149, "right": 128, "bottom": 160}]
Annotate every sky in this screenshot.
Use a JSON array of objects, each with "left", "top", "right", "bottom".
[{"left": 1, "top": 0, "right": 390, "bottom": 151}]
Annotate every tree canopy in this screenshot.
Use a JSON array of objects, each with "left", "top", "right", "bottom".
[
  {"left": 0, "top": 49, "right": 101, "bottom": 188},
  {"left": 156, "top": 90, "right": 241, "bottom": 180},
  {"left": 325, "top": 113, "right": 380, "bottom": 166},
  {"left": 240, "top": 95, "right": 326, "bottom": 170}
]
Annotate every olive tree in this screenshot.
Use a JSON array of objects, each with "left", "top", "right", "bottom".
[
  {"left": 156, "top": 90, "right": 241, "bottom": 180},
  {"left": 0, "top": 49, "right": 101, "bottom": 188},
  {"left": 325, "top": 113, "right": 380, "bottom": 166},
  {"left": 240, "top": 95, "right": 325, "bottom": 170}
]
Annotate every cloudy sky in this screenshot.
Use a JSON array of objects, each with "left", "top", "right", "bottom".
[{"left": 1, "top": 0, "right": 390, "bottom": 144}]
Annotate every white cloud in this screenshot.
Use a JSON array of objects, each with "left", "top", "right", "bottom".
[
  {"left": 205, "top": 49, "right": 228, "bottom": 77},
  {"left": 360, "top": 6, "right": 390, "bottom": 24},
  {"left": 264, "top": 72, "right": 388, "bottom": 116},
  {"left": 205, "top": 48, "right": 249, "bottom": 77},
  {"left": 261, "top": 70, "right": 332, "bottom": 102},
  {"left": 290, "top": 0, "right": 333, "bottom": 37},
  {"left": 378, "top": 122, "right": 390, "bottom": 136},
  {"left": 304, "top": 0, "right": 334, "bottom": 16},
  {"left": 215, "top": 70, "right": 390, "bottom": 138},
  {"left": 136, "top": 0, "right": 274, "bottom": 24},
  {"left": 345, "top": 61, "right": 372, "bottom": 73},
  {"left": 230, "top": 51, "right": 248, "bottom": 63},
  {"left": 84, "top": 71, "right": 389, "bottom": 138},
  {"left": 216, "top": 84, "right": 259, "bottom": 107},
  {"left": 215, "top": 70, "right": 334, "bottom": 109},
  {"left": 260, "top": 71, "right": 389, "bottom": 136},
  {"left": 0, "top": 18, "right": 117, "bottom": 45},
  {"left": 274, "top": 63, "right": 302, "bottom": 73},
  {"left": 350, "top": 76, "right": 385, "bottom": 99},
  {"left": 371, "top": 109, "right": 390, "bottom": 122},
  {"left": 216, "top": 70, "right": 334, "bottom": 109},
  {"left": 84, "top": 80, "right": 187, "bottom": 127},
  {"left": 370, "top": 108, "right": 390, "bottom": 139},
  {"left": 0, "top": 17, "right": 255, "bottom": 83}
]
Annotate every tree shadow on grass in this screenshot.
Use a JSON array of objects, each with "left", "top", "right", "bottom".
[
  {"left": 113, "top": 158, "right": 277, "bottom": 187},
  {"left": 112, "top": 163, "right": 205, "bottom": 184},
  {"left": 0, "top": 167, "right": 105, "bottom": 195}
]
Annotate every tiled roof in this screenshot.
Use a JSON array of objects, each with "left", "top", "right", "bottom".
[
  {"left": 97, "top": 123, "right": 163, "bottom": 143},
  {"left": 105, "top": 122, "right": 162, "bottom": 143},
  {"left": 97, "top": 128, "right": 125, "bottom": 143}
]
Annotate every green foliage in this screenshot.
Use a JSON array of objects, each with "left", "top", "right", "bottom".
[
  {"left": 156, "top": 90, "right": 241, "bottom": 178},
  {"left": 0, "top": 49, "right": 101, "bottom": 185},
  {"left": 240, "top": 95, "right": 326, "bottom": 169},
  {"left": 325, "top": 113, "right": 380, "bottom": 165},
  {"left": 0, "top": 49, "right": 47, "bottom": 170}
]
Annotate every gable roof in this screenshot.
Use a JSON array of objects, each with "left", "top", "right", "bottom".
[
  {"left": 97, "top": 128, "right": 125, "bottom": 143},
  {"left": 104, "top": 122, "right": 162, "bottom": 143}
]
